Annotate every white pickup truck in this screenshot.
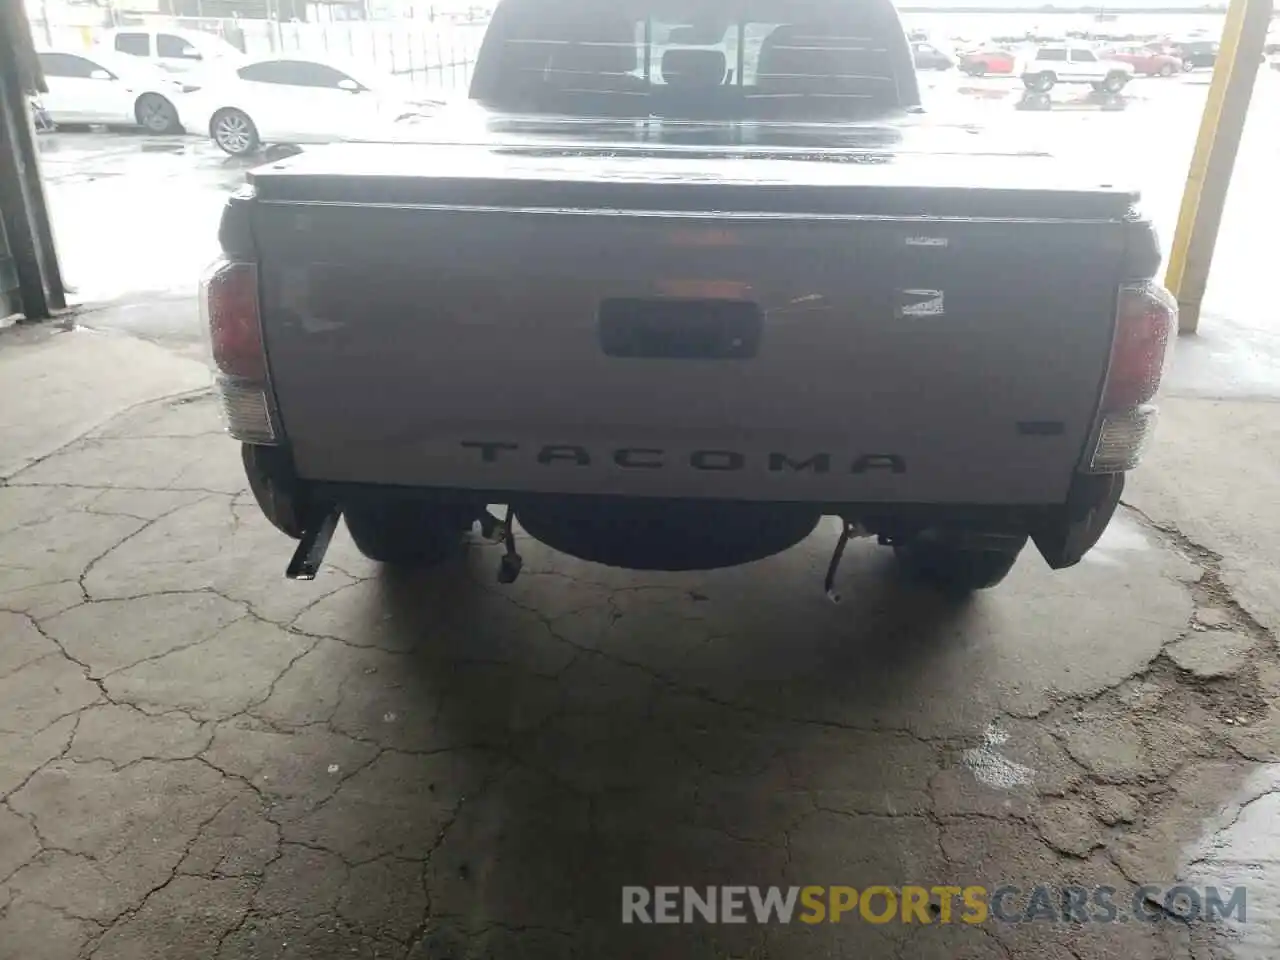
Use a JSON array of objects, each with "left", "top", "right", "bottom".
[{"left": 1020, "top": 44, "right": 1134, "bottom": 92}]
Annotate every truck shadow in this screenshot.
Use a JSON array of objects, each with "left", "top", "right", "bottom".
[
  {"left": 351, "top": 531, "right": 992, "bottom": 956},
  {"left": 264, "top": 509, "right": 1203, "bottom": 957}
]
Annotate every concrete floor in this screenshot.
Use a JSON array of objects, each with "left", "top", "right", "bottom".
[
  {"left": 4, "top": 66, "right": 1280, "bottom": 960},
  {"left": 1, "top": 336, "right": 1277, "bottom": 960}
]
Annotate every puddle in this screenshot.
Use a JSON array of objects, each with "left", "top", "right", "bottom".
[
  {"left": 1081, "top": 514, "right": 1153, "bottom": 567},
  {"left": 1183, "top": 766, "right": 1280, "bottom": 958}
]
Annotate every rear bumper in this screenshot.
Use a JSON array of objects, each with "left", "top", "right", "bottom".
[{"left": 243, "top": 444, "right": 1125, "bottom": 571}]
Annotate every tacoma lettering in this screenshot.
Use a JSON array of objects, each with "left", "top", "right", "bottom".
[
  {"left": 691, "top": 450, "right": 744, "bottom": 471},
  {"left": 851, "top": 454, "right": 906, "bottom": 474},
  {"left": 537, "top": 445, "right": 590, "bottom": 466},
  {"left": 461, "top": 443, "right": 906, "bottom": 474},
  {"left": 615, "top": 448, "right": 663, "bottom": 469},
  {"left": 769, "top": 453, "right": 831, "bottom": 473},
  {"left": 460, "top": 441, "right": 518, "bottom": 462}
]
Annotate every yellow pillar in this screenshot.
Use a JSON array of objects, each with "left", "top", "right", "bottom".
[{"left": 1163, "top": 0, "right": 1273, "bottom": 334}]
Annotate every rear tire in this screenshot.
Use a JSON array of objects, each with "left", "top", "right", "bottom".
[
  {"left": 1024, "top": 71, "right": 1055, "bottom": 91},
  {"left": 1159, "top": 63, "right": 1175, "bottom": 77},
  {"left": 343, "top": 501, "right": 474, "bottom": 567},
  {"left": 971, "top": 63, "right": 988, "bottom": 76},
  {"left": 515, "top": 501, "right": 820, "bottom": 572},
  {"left": 894, "top": 535, "right": 1027, "bottom": 592}
]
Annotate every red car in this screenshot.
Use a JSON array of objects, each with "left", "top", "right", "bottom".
[
  {"left": 1103, "top": 45, "right": 1185, "bottom": 76},
  {"left": 958, "top": 47, "right": 1016, "bottom": 76}
]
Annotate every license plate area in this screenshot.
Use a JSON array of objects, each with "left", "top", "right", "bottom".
[{"left": 598, "top": 298, "right": 762, "bottom": 360}]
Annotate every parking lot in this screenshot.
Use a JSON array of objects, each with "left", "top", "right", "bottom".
[{"left": 3, "top": 62, "right": 1280, "bottom": 960}]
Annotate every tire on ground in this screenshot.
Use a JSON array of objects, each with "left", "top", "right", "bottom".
[
  {"left": 343, "top": 501, "right": 475, "bottom": 567},
  {"left": 894, "top": 535, "right": 1027, "bottom": 592},
  {"left": 211, "top": 108, "right": 260, "bottom": 157},
  {"left": 135, "top": 93, "right": 181, "bottom": 134}
]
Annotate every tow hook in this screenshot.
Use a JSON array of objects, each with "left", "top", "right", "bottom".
[
  {"left": 285, "top": 503, "right": 342, "bottom": 580},
  {"left": 480, "top": 506, "right": 523, "bottom": 584},
  {"left": 823, "top": 520, "right": 871, "bottom": 603}
]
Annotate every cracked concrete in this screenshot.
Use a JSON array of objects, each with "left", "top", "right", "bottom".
[{"left": 3, "top": 325, "right": 1280, "bottom": 960}]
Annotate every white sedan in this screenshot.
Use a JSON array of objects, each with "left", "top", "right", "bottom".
[
  {"left": 36, "top": 48, "right": 195, "bottom": 134},
  {"left": 191, "top": 57, "right": 442, "bottom": 156}
]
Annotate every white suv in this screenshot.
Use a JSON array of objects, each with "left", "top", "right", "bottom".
[{"left": 1020, "top": 44, "right": 1133, "bottom": 92}]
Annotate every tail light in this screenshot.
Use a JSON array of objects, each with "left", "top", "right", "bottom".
[
  {"left": 1086, "top": 281, "right": 1177, "bottom": 473},
  {"left": 200, "top": 258, "right": 279, "bottom": 445}
]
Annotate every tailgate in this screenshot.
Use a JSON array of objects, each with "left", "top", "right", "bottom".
[{"left": 252, "top": 176, "right": 1137, "bottom": 505}]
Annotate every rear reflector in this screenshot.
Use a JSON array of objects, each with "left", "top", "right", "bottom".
[
  {"left": 1088, "top": 405, "right": 1158, "bottom": 473},
  {"left": 200, "top": 258, "right": 279, "bottom": 445},
  {"left": 214, "top": 379, "right": 278, "bottom": 445}
]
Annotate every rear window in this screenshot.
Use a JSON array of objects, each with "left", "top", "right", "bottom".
[
  {"left": 469, "top": 0, "right": 918, "bottom": 120},
  {"left": 1036, "top": 48, "right": 1068, "bottom": 61}
]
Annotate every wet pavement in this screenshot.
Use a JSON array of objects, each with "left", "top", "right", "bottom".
[
  {"left": 1, "top": 369, "right": 1272, "bottom": 960},
  {"left": 3, "top": 67, "right": 1280, "bottom": 960}
]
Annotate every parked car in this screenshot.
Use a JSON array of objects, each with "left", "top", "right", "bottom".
[
  {"left": 97, "top": 26, "right": 245, "bottom": 77},
  {"left": 205, "top": 0, "right": 1176, "bottom": 595},
  {"left": 1102, "top": 45, "right": 1183, "bottom": 76},
  {"left": 1020, "top": 44, "right": 1133, "bottom": 92},
  {"left": 35, "top": 48, "right": 193, "bottom": 133},
  {"left": 912, "top": 41, "right": 954, "bottom": 70},
  {"left": 957, "top": 46, "right": 1017, "bottom": 75},
  {"left": 191, "top": 56, "right": 442, "bottom": 156},
  {"left": 1170, "top": 39, "right": 1218, "bottom": 70}
]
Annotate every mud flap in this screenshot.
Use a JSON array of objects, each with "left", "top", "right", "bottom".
[{"left": 1032, "top": 472, "right": 1125, "bottom": 570}]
